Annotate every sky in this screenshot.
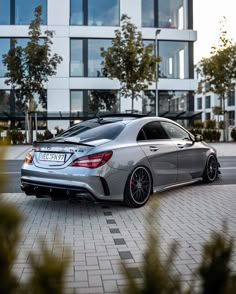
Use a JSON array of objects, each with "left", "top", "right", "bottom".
[{"left": 193, "top": 0, "right": 236, "bottom": 64}]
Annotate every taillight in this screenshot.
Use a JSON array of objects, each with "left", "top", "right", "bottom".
[
  {"left": 24, "top": 150, "right": 34, "bottom": 164},
  {"left": 71, "top": 151, "right": 113, "bottom": 168}
]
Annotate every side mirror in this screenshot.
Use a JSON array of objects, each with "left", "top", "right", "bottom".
[{"left": 194, "top": 134, "right": 203, "bottom": 142}]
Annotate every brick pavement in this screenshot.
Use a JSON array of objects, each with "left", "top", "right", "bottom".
[{"left": 2, "top": 183, "right": 236, "bottom": 293}]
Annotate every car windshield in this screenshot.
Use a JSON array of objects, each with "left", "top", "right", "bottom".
[{"left": 71, "top": 122, "right": 125, "bottom": 142}]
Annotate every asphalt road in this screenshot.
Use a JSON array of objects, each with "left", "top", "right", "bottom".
[{"left": 1, "top": 157, "right": 236, "bottom": 194}]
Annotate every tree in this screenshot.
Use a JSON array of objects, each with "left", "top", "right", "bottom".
[
  {"left": 2, "top": 5, "right": 63, "bottom": 143},
  {"left": 196, "top": 18, "right": 236, "bottom": 141},
  {"left": 89, "top": 90, "right": 118, "bottom": 113},
  {"left": 101, "top": 14, "right": 160, "bottom": 113}
]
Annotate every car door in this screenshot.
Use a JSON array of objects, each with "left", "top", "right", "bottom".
[
  {"left": 161, "top": 121, "right": 204, "bottom": 182},
  {"left": 137, "top": 121, "right": 177, "bottom": 190}
]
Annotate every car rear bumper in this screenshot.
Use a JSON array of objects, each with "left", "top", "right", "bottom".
[{"left": 21, "top": 163, "right": 129, "bottom": 202}]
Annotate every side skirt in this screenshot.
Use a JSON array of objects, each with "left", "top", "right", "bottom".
[{"left": 153, "top": 177, "right": 203, "bottom": 193}]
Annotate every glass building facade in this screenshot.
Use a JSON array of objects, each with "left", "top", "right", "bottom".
[{"left": 0, "top": 0, "right": 196, "bottom": 129}]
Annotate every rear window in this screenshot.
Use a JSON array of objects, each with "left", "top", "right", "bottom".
[{"left": 72, "top": 122, "right": 125, "bottom": 142}]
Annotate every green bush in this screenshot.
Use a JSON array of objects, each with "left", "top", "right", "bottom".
[
  {"left": 202, "top": 129, "right": 221, "bottom": 142},
  {"left": 7, "top": 130, "right": 26, "bottom": 144},
  {"left": 219, "top": 121, "right": 225, "bottom": 129},
  {"left": 205, "top": 119, "right": 216, "bottom": 129},
  {"left": 193, "top": 120, "right": 204, "bottom": 129},
  {"left": 231, "top": 128, "right": 236, "bottom": 141}
]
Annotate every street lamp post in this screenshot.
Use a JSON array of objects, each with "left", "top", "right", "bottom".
[{"left": 155, "top": 29, "right": 161, "bottom": 116}]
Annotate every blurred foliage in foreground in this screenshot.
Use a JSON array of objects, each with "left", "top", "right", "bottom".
[
  {"left": 0, "top": 144, "right": 69, "bottom": 294},
  {"left": 0, "top": 144, "right": 236, "bottom": 293},
  {"left": 122, "top": 203, "right": 236, "bottom": 294}
]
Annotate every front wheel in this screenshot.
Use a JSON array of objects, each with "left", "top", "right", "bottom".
[
  {"left": 124, "top": 166, "right": 152, "bottom": 208},
  {"left": 202, "top": 154, "right": 218, "bottom": 183}
]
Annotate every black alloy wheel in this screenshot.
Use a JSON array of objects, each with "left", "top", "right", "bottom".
[
  {"left": 124, "top": 166, "right": 152, "bottom": 208},
  {"left": 203, "top": 154, "right": 218, "bottom": 183}
]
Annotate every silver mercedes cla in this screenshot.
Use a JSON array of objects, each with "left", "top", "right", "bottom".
[{"left": 21, "top": 117, "right": 220, "bottom": 207}]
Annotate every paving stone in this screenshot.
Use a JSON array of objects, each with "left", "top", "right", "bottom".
[
  {"left": 104, "top": 212, "right": 112, "bottom": 216},
  {"left": 109, "top": 228, "right": 120, "bottom": 234},
  {"left": 106, "top": 219, "right": 117, "bottom": 224},
  {"left": 119, "top": 251, "right": 133, "bottom": 260},
  {"left": 114, "top": 238, "right": 126, "bottom": 245}
]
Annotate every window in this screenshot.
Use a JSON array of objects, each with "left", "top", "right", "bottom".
[
  {"left": 142, "top": 91, "right": 156, "bottom": 115},
  {"left": 0, "top": 0, "right": 47, "bottom": 25},
  {"left": 15, "top": 0, "right": 47, "bottom": 25},
  {"left": 70, "top": 90, "right": 120, "bottom": 117},
  {"left": 88, "top": 39, "right": 111, "bottom": 77},
  {"left": 228, "top": 111, "right": 235, "bottom": 126},
  {"left": 227, "top": 89, "right": 235, "bottom": 106},
  {"left": 70, "top": 40, "right": 83, "bottom": 76},
  {"left": 205, "top": 96, "right": 211, "bottom": 108},
  {"left": 71, "top": 91, "right": 83, "bottom": 114},
  {"left": 0, "top": 38, "right": 10, "bottom": 77},
  {"left": 70, "top": 0, "right": 83, "bottom": 25},
  {"left": 0, "top": 90, "right": 11, "bottom": 114},
  {"left": 74, "top": 122, "right": 125, "bottom": 142},
  {"left": 70, "top": 0, "right": 119, "bottom": 26},
  {"left": 138, "top": 121, "right": 168, "bottom": 141},
  {"left": 159, "top": 90, "right": 189, "bottom": 113},
  {"left": 0, "top": 0, "right": 10, "bottom": 24},
  {"left": 142, "top": 0, "right": 154, "bottom": 27},
  {"left": 205, "top": 112, "right": 211, "bottom": 120},
  {"left": 197, "top": 97, "right": 202, "bottom": 110},
  {"left": 88, "top": 90, "right": 119, "bottom": 113},
  {"left": 0, "top": 37, "right": 43, "bottom": 77},
  {"left": 159, "top": 41, "right": 189, "bottom": 79},
  {"left": 161, "top": 121, "right": 190, "bottom": 140},
  {"left": 70, "top": 39, "right": 112, "bottom": 77},
  {"left": 141, "top": 0, "right": 187, "bottom": 29}
]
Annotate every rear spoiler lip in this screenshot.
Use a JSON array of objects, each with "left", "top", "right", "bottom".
[{"left": 33, "top": 140, "right": 93, "bottom": 147}]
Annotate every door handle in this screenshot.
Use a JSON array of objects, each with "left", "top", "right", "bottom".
[
  {"left": 149, "top": 146, "right": 159, "bottom": 152},
  {"left": 177, "top": 144, "right": 185, "bottom": 149}
]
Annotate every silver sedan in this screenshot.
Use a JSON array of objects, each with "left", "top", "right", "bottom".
[{"left": 21, "top": 117, "right": 220, "bottom": 207}]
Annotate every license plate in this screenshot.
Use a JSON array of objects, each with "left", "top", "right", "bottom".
[{"left": 39, "top": 153, "right": 65, "bottom": 162}]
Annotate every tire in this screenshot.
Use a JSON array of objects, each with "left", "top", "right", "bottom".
[
  {"left": 202, "top": 154, "right": 218, "bottom": 183},
  {"left": 124, "top": 166, "right": 152, "bottom": 208}
]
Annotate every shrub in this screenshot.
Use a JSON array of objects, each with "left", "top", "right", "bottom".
[
  {"left": 7, "top": 130, "right": 26, "bottom": 144},
  {"left": 205, "top": 119, "right": 216, "bottom": 129},
  {"left": 219, "top": 121, "right": 225, "bottom": 129},
  {"left": 193, "top": 120, "right": 204, "bottom": 129},
  {"left": 231, "top": 128, "right": 236, "bottom": 141}
]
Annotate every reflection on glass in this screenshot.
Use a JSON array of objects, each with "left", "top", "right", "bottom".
[
  {"left": 159, "top": 90, "right": 188, "bottom": 113},
  {"left": 142, "top": 91, "right": 155, "bottom": 115},
  {"left": 159, "top": 41, "right": 189, "bottom": 79},
  {"left": 0, "top": 0, "right": 10, "bottom": 24},
  {"left": 158, "top": 0, "right": 185, "bottom": 29},
  {"left": 142, "top": 0, "right": 154, "bottom": 27},
  {"left": 70, "top": 39, "right": 83, "bottom": 76},
  {"left": 88, "top": 0, "right": 119, "bottom": 26},
  {"left": 88, "top": 39, "right": 111, "bottom": 77},
  {"left": 88, "top": 90, "right": 118, "bottom": 113},
  {"left": 70, "top": 0, "right": 83, "bottom": 25},
  {"left": 15, "top": 0, "right": 47, "bottom": 25},
  {"left": 0, "top": 38, "right": 10, "bottom": 77},
  {"left": 71, "top": 91, "right": 83, "bottom": 113},
  {"left": 0, "top": 90, "right": 10, "bottom": 113}
]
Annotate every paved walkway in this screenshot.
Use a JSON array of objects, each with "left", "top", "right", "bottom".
[
  {"left": 3, "top": 183, "right": 236, "bottom": 293},
  {"left": 1, "top": 142, "right": 236, "bottom": 293},
  {"left": 1, "top": 142, "right": 235, "bottom": 160}
]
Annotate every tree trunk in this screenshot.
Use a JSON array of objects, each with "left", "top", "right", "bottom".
[{"left": 131, "top": 91, "right": 134, "bottom": 113}]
